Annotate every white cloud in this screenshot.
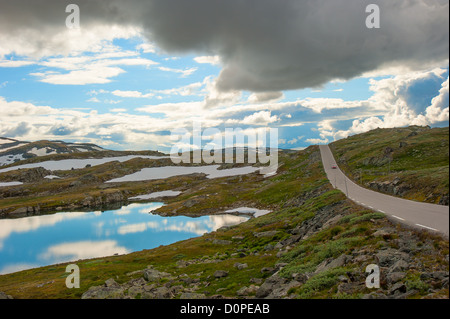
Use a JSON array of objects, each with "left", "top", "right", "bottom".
[
  {"left": 31, "top": 49, "right": 158, "bottom": 85},
  {"left": 136, "top": 42, "right": 156, "bottom": 54},
  {"left": 425, "top": 77, "right": 449, "bottom": 123},
  {"left": 32, "top": 65, "right": 125, "bottom": 85},
  {"left": 0, "top": 59, "right": 35, "bottom": 68},
  {"left": 315, "top": 69, "right": 449, "bottom": 141},
  {"left": 39, "top": 240, "right": 130, "bottom": 262},
  {"left": 112, "top": 90, "right": 153, "bottom": 98},
  {"left": 305, "top": 138, "right": 329, "bottom": 145},
  {"left": 87, "top": 97, "right": 100, "bottom": 103},
  {"left": 194, "top": 55, "right": 221, "bottom": 66},
  {"left": 156, "top": 82, "right": 204, "bottom": 97},
  {"left": 0, "top": 23, "right": 141, "bottom": 59},
  {"left": 110, "top": 108, "right": 127, "bottom": 113},
  {"left": 287, "top": 136, "right": 304, "bottom": 145},
  {"left": 242, "top": 111, "right": 279, "bottom": 126},
  {"left": 247, "top": 91, "right": 284, "bottom": 103},
  {"left": 158, "top": 66, "right": 198, "bottom": 77}
]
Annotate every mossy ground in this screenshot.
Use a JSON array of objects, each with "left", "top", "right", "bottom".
[
  {"left": 330, "top": 126, "right": 449, "bottom": 204},
  {"left": 0, "top": 128, "right": 448, "bottom": 299}
]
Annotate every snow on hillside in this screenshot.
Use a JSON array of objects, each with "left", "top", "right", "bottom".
[
  {"left": 0, "top": 155, "right": 169, "bottom": 173},
  {"left": 0, "top": 137, "right": 108, "bottom": 167}
]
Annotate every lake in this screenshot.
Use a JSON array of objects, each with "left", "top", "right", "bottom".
[{"left": 0, "top": 202, "right": 249, "bottom": 275}]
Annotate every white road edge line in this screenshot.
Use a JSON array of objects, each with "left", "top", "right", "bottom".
[
  {"left": 392, "top": 215, "right": 405, "bottom": 221},
  {"left": 415, "top": 224, "right": 438, "bottom": 232},
  {"left": 378, "top": 210, "right": 386, "bottom": 214}
]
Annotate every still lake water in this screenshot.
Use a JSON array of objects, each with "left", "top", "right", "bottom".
[{"left": 0, "top": 202, "right": 248, "bottom": 275}]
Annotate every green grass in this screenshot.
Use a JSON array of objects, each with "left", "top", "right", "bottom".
[
  {"left": 0, "top": 136, "right": 448, "bottom": 299},
  {"left": 330, "top": 126, "right": 449, "bottom": 204}
]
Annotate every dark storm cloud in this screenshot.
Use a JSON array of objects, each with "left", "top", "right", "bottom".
[{"left": 0, "top": 0, "right": 448, "bottom": 92}]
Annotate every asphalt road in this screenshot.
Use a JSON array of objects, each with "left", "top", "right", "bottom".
[{"left": 319, "top": 145, "right": 449, "bottom": 237}]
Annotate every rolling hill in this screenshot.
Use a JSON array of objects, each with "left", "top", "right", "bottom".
[{"left": 0, "top": 137, "right": 105, "bottom": 167}]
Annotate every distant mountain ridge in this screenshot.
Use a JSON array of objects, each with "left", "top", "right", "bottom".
[{"left": 0, "top": 137, "right": 106, "bottom": 166}]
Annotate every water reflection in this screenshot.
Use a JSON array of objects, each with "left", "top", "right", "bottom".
[{"left": 0, "top": 203, "right": 248, "bottom": 274}]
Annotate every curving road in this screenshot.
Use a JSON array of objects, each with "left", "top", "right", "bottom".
[{"left": 319, "top": 145, "right": 449, "bottom": 237}]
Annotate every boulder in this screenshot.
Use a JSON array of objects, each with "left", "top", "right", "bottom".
[
  {"left": 260, "top": 267, "right": 276, "bottom": 275},
  {"left": 212, "top": 239, "right": 232, "bottom": 245},
  {"left": 214, "top": 270, "right": 229, "bottom": 278},
  {"left": 180, "top": 293, "right": 206, "bottom": 299},
  {"left": 389, "top": 282, "right": 407, "bottom": 295},
  {"left": 81, "top": 286, "right": 125, "bottom": 299},
  {"left": 143, "top": 268, "right": 172, "bottom": 282},
  {"left": 234, "top": 262, "right": 248, "bottom": 270},
  {"left": 266, "top": 280, "right": 302, "bottom": 299},
  {"left": 0, "top": 291, "right": 13, "bottom": 299},
  {"left": 375, "top": 249, "right": 409, "bottom": 267},
  {"left": 255, "top": 273, "right": 288, "bottom": 298},
  {"left": 253, "top": 231, "right": 279, "bottom": 238},
  {"left": 389, "top": 259, "right": 409, "bottom": 273},
  {"left": 236, "top": 285, "right": 259, "bottom": 296},
  {"left": 386, "top": 272, "right": 406, "bottom": 284}
]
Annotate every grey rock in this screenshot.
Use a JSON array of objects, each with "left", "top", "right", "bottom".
[
  {"left": 214, "top": 270, "right": 229, "bottom": 278},
  {"left": 237, "top": 285, "right": 259, "bottom": 296},
  {"left": 390, "top": 259, "right": 409, "bottom": 273},
  {"left": 292, "top": 273, "right": 309, "bottom": 284},
  {"left": 234, "top": 262, "right": 248, "bottom": 270},
  {"left": 254, "top": 231, "right": 279, "bottom": 238},
  {"left": 323, "top": 254, "right": 350, "bottom": 272},
  {"left": 387, "top": 272, "right": 406, "bottom": 284},
  {"left": 180, "top": 293, "right": 206, "bottom": 299},
  {"left": 266, "top": 280, "right": 302, "bottom": 299},
  {"left": 105, "top": 278, "right": 120, "bottom": 288},
  {"left": 250, "top": 278, "right": 263, "bottom": 284},
  {"left": 255, "top": 273, "right": 288, "bottom": 298},
  {"left": 9, "top": 207, "right": 28, "bottom": 217},
  {"left": 420, "top": 271, "right": 448, "bottom": 281},
  {"left": 127, "top": 286, "right": 146, "bottom": 298},
  {"left": 362, "top": 292, "right": 388, "bottom": 299},
  {"left": 261, "top": 267, "right": 276, "bottom": 275},
  {"left": 143, "top": 268, "right": 172, "bottom": 282},
  {"left": 389, "top": 282, "right": 407, "bottom": 295},
  {"left": 394, "top": 289, "right": 418, "bottom": 299},
  {"left": 338, "top": 275, "right": 349, "bottom": 283},
  {"left": 375, "top": 249, "right": 409, "bottom": 267},
  {"left": 212, "top": 239, "right": 232, "bottom": 245},
  {"left": 153, "top": 286, "right": 171, "bottom": 299},
  {"left": 81, "top": 286, "right": 125, "bottom": 299},
  {"left": 337, "top": 282, "right": 364, "bottom": 295},
  {"left": 0, "top": 291, "right": 13, "bottom": 299},
  {"left": 373, "top": 228, "right": 393, "bottom": 237},
  {"left": 275, "top": 263, "right": 288, "bottom": 270}
]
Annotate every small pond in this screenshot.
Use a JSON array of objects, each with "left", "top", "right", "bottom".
[{"left": 0, "top": 202, "right": 248, "bottom": 275}]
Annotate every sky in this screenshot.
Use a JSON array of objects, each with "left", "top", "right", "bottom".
[{"left": 0, "top": 0, "right": 448, "bottom": 152}]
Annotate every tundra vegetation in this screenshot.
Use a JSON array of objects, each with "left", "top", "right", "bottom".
[{"left": 0, "top": 126, "right": 448, "bottom": 299}]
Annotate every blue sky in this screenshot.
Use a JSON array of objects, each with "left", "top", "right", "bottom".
[{"left": 0, "top": 1, "right": 448, "bottom": 152}]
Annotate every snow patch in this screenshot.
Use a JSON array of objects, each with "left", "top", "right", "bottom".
[
  {"left": 0, "top": 154, "right": 25, "bottom": 166},
  {"left": 0, "top": 143, "right": 28, "bottom": 153},
  {"left": 106, "top": 165, "right": 261, "bottom": 183},
  {"left": 29, "top": 147, "right": 57, "bottom": 157},
  {"left": 0, "top": 181, "right": 23, "bottom": 187},
  {"left": 129, "top": 190, "right": 182, "bottom": 201},
  {"left": 225, "top": 207, "right": 272, "bottom": 218},
  {"left": 44, "top": 175, "right": 61, "bottom": 180},
  {"left": 0, "top": 155, "right": 169, "bottom": 173}
]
